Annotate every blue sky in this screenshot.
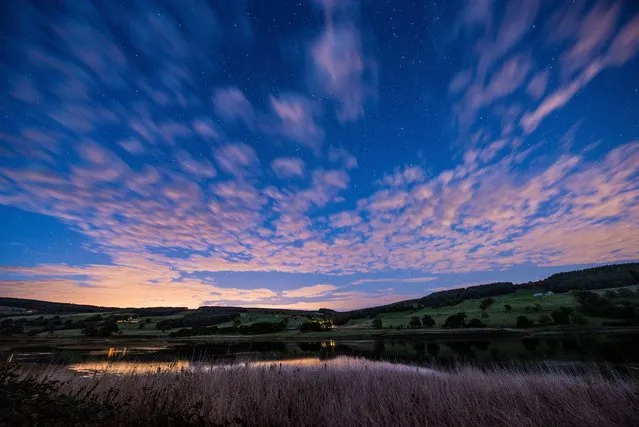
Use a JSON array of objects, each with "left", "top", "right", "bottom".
[{"left": 0, "top": 0, "right": 638, "bottom": 309}]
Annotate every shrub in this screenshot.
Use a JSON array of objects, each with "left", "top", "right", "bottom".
[
  {"left": 479, "top": 297, "right": 494, "bottom": 310},
  {"left": 504, "top": 304, "right": 512, "bottom": 312},
  {"left": 82, "top": 321, "right": 118, "bottom": 337},
  {"left": 516, "top": 316, "right": 534, "bottom": 328},
  {"left": 372, "top": 318, "right": 383, "bottom": 329},
  {"left": 550, "top": 310, "right": 570, "bottom": 325},
  {"left": 538, "top": 316, "right": 553, "bottom": 325},
  {"left": 570, "top": 312, "right": 588, "bottom": 325},
  {"left": 467, "top": 318, "right": 486, "bottom": 328},
  {"left": 443, "top": 313, "right": 467, "bottom": 328},
  {"left": 299, "top": 320, "right": 332, "bottom": 332},
  {"left": 616, "top": 287, "right": 635, "bottom": 298},
  {"left": 409, "top": 316, "right": 422, "bottom": 328},
  {"left": 421, "top": 315, "right": 435, "bottom": 327}
]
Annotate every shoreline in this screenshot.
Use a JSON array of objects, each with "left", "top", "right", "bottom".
[{"left": 2, "top": 325, "right": 638, "bottom": 351}]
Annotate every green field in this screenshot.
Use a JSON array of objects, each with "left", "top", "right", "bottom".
[
  {"left": 3, "top": 284, "right": 639, "bottom": 340},
  {"left": 342, "top": 289, "right": 622, "bottom": 329}
]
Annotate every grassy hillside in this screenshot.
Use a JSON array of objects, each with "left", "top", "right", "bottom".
[
  {"left": 343, "top": 289, "right": 636, "bottom": 329},
  {"left": 2, "top": 263, "right": 638, "bottom": 338},
  {"left": 338, "top": 262, "right": 639, "bottom": 323}
]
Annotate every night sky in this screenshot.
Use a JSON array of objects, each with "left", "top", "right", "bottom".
[{"left": 1, "top": 0, "right": 638, "bottom": 309}]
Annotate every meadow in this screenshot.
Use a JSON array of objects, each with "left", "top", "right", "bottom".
[
  {"left": 3, "top": 360, "right": 638, "bottom": 427},
  {"left": 345, "top": 290, "right": 588, "bottom": 329},
  {"left": 3, "top": 286, "right": 639, "bottom": 342}
]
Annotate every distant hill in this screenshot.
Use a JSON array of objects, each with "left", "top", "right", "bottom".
[
  {"left": 2, "top": 263, "right": 637, "bottom": 319},
  {"left": 0, "top": 297, "right": 187, "bottom": 317},
  {"left": 335, "top": 262, "right": 639, "bottom": 322},
  {"left": 0, "top": 298, "right": 117, "bottom": 315}
]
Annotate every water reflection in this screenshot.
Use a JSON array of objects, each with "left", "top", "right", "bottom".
[
  {"left": 4, "top": 335, "right": 638, "bottom": 371},
  {"left": 67, "top": 356, "right": 440, "bottom": 376},
  {"left": 107, "top": 347, "right": 127, "bottom": 358},
  {"left": 69, "top": 360, "right": 191, "bottom": 375},
  {"left": 320, "top": 340, "right": 335, "bottom": 349}
]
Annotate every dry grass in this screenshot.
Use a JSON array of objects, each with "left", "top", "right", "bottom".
[{"left": 5, "top": 359, "right": 639, "bottom": 427}]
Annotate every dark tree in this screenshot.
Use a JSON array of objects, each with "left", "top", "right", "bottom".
[
  {"left": 570, "top": 312, "right": 588, "bottom": 325},
  {"left": 504, "top": 304, "right": 512, "bottom": 312},
  {"left": 409, "top": 316, "right": 422, "bottom": 328},
  {"left": 479, "top": 297, "right": 494, "bottom": 310},
  {"left": 516, "top": 316, "right": 534, "bottom": 328},
  {"left": 550, "top": 310, "right": 570, "bottom": 325},
  {"left": 421, "top": 314, "right": 435, "bottom": 327},
  {"left": 372, "top": 318, "right": 383, "bottom": 329},
  {"left": 443, "top": 313, "right": 467, "bottom": 328},
  {"left": 538, "top": 315, "right": 553, "bottom": 325},
  {"left": 467, "top": 318, "right": 486, "bottom": 328}
]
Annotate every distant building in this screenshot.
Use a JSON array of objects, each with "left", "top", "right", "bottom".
[
  {"left": 116, "top": 316, "right": 138, "bottom": 324},
  {"left": 534, "top": 291, "right": 554, "bottom": 297}
]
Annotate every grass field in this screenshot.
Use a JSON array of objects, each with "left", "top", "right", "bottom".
[
  {"left": 4, "top": 361, "right": 637, "bottom": 427},
  {"left": 4, "top": 285, "right": 638, "bottom": 340},
  {"left": 344, "top": 290, "right": 599, "bottom": 329}
]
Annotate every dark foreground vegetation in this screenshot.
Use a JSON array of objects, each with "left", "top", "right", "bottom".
[{"left": 2, "top": 362, "right": 638, "bottom": 427}]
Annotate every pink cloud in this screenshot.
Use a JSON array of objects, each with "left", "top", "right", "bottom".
[
  {"left": 526, "top": 69, "right": 549, "bottom": 100},
  {"left": 214, "top": 143, "right": 259, "bottom": 177},
  {"left": 351, "top": 276, "right": 437, "bottom": 285},
  {"left": 191, "top": 118, "right": 220, "bottom": 140},
  {"left": 521, "top": 11, "right": 639, "bottom": 134},
  {"left": 328, "top": 147, "right": 358, "bottom": 169},
  {"left": 330, "top": 211, "right": 362, "bottom": 228},
  {"left": 118, "top": 138, "right": 146, "bottom": 155},
  {"left": 560, "top": 2, "right": 620, "bottom": 76},
  {"left": 272, "top": 157, "right": 305, "bottom": 179},
  {"left": 521, "top": 60, "right": 604, "bottom": 134},
  {"left": 310, "top": 3, "right": 377, "bottom": 122},
  {"left": 282, "top": 284, "right": 337, "bottom": 298},
  {"left": 175, "top": 148, "right": 217, "bottom": 178},
  {"left": 448, "top": 69, "right": 472, "bottom": 94},
  {"left": 212, "top": 87, "right": 254, "bottom": 125},
  {"left": 606, "top": 14, "right": 639, "bottom": 66},
  {"left": 269, "top": 94, "right": 323, "bottom": 152}
]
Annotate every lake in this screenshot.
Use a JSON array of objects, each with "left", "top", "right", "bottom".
[{"left": 4, "top": 334, "right": 639, "bottom": 374}]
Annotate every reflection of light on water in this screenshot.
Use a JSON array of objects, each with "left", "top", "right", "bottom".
[
  {"left": 68, "top": 360, "right": 192, "bottom": 375},
  {"left": 320, "top": 340, "right": 335, "bottom": 349},
  {"left": 67, "top": 356, "right": 440, "bottom": 376},
  {"left": 107, "top": 347, "right": 127, "bottom": 358},
  {"left": 251, "top": 357, "right": 321, "bottom": 368}
]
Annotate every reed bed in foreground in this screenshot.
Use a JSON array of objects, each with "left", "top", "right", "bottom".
[{"left": 2, "top": 359, "right": 638, "bottom": 427}]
